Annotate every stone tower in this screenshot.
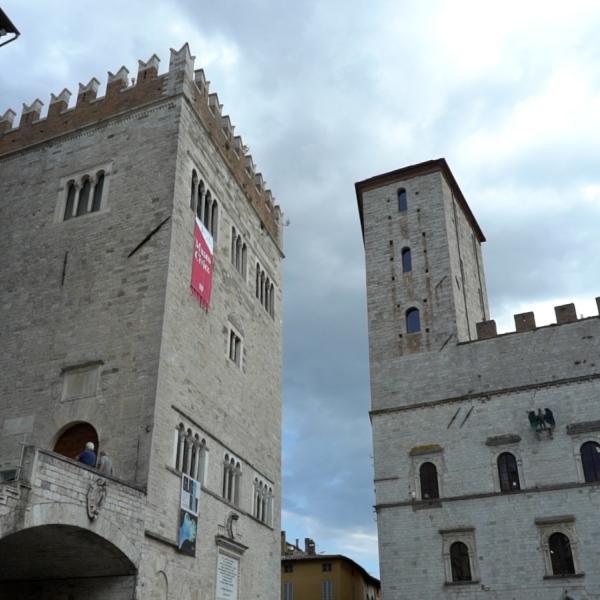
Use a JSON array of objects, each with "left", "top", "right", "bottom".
[
  {"left": 0, "top": 44, "right": 283, "bottom": 600},
  {"left": 357, "top": 159, "right": 600, "bottom": 598}
]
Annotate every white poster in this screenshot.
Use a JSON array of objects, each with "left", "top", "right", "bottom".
[{"left": 216, "top": 552, "right": 239, "bottom": 600}]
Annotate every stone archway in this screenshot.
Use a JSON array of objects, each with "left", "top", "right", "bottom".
[
  {"left": 0, "top": 524, "right": 137, "bottom": 600},
  {"left": 53, "top": 422, "right": 99, "bottom": 460}
]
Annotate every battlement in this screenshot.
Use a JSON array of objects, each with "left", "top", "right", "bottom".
[
  {"left": 0, "top": 43, "right": 282, "bottom": 246},
  {"left": 475, "top": 298, "right": 600, "bottom": 341}
]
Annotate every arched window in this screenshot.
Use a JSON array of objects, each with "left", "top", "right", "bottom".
[
  {"left": 581, "top": 441, "right": 600, "bottom": 482},
  {"left": 406, "top": 307, "right": 421, "bottom": 333},
  {"left": 401, "top": 247, "right": 412, "bottom": 273},
  {"left": 190, "top": 170, "right": 198, "bottom": 211},
  {"left": 91, "top": 171, "right": 104, "bottom": 212},
  {"left": 269, "top": 283, "right": 275, "bottom": 317},
  {"left": 419, "top": 462, "right": 439, "bottom": 499},
  {"left": 256, "top": 263, "right": 260, "bottom": 298},
  {"left": 497, "top": 452, "right": 520, "bottom": 491},
  {"left": 53, "top": 422, "right": 99, "bottom": 461},
  {"left": 398, "top": 188, "right": 407, "bottom": 212},
  {"left": 76, "top": 178, "right": 91, "bottom": 216},
  {"left": 231, "top": 227, "right": 237, "bottom": 264},
  {"left": 64, "top": 181, "right": 76, "bottom": 221},
  {"left": 235, "top": 236, "right": 242, "bottom": 270},
  {"left": 211, "top": 200, "right": 218, "bottom": 239},
  {"left": 203, "top": 191, "right": 211, "bottom": 230},
  {"left": 241, "top": 244, "right": 247, "bottom": 278},
  {"left": 450, "top": 542, "right": 472, "bottom": 582},
  {"left": 197, "top": 181, "right": 205, "bottom": 221},
  {"left": 549, "top": 532, "right": 575, "bottom": 575},
  {"left": 264, "top": 278, "right": 271, "bottom": 310}
]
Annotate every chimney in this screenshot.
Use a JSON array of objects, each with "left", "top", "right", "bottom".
[{"left": 305, "top": 537, "right": 316, "bottom": 555}]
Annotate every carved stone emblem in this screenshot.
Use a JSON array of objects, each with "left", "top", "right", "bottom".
[{"left": 87, "top": 478, "right": 107, "bottom": 520}]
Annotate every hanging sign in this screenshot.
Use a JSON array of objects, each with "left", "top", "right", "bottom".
[
  {"left": 190, "top": 217, "right": 214, "bottom": 310},
  {"left": 177, "top": 474, "right": 200, "bottom": 556}
]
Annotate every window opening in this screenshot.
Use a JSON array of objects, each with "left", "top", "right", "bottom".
[
  {"left": 91, "top": 172, "right": 104, "bottom": 212},
  {"left": 581, "top": 441, "right": 600, "bottom": 482},
  {"left": 406, "top": 307, "right": 421, "bottom": 333},
  {"left": 450, "top": 541, "right": 472, "bottom": 582},
  {"left": 190, "top": 170, "right": 198, "bottom": 211},
  {"left": 64, "top": 181, "right": 76, "bottom": 221},
  {"left": 398, "top": 188, "right": 407, "bottom": 212},
  {"left": 401, "top": 247, "right": 412, "bottom": 273},
  {"left": 549, "top": 532, "right": 575, "bottom": 575},
  {"left": 76, "top": 178, "right": 91, "bottom": 216},
  {"left": 419, "top": 462, "right": 439, "bottom": 499},
  {"left": 497, "top": 452, "right": 520, "bottom": 491}
]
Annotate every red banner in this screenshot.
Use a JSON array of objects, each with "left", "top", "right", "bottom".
[{"left": 190, "top": 217, "right": 213, "bottom": 310}]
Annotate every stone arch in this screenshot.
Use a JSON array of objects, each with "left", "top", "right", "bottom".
[
  {"left": 151, "top": 570, "right": 168, "bottom": 600},
  {"left": 0, "top": 499, "right": 140, "bottom": 567},
  {"left": 53, "top": 421, "right": 99, "bottom": 460}
]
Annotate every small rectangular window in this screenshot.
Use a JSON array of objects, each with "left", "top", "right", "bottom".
[
  {"left": 283, "top": 564, "right": 293, "bottom": 573},
  {"left": 322, "top": 562, "right": 332, "bottom": 572},
  {"left": 228, "top": 329, "right": 242, "bottom": 367}
]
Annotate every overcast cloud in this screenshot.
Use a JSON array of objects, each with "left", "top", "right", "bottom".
[{"left": 2, "top": 0, "right": 600, "bottom": 577}]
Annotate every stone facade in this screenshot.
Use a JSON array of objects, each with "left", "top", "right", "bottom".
[
  {"left": 357, "top": 159, "right": 600, "bottom": 599},
  {"left": 0, "top": 44, "right": 283, "bottom": 600}
]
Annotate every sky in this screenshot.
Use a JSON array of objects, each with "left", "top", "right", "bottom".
[{"left": 2, "top": 0, "right": 600, "bottom": 578}]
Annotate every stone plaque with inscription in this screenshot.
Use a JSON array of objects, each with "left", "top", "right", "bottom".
[{"left": 216, "top": 552, "right": 239, "bottom": 600}]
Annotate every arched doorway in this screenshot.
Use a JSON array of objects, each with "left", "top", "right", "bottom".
[
  {"left": 0, "top": 524, "right": 136, "bottom": 599},
  {"left": 53, "top": 422, "right": 99, "bottom": 460}
]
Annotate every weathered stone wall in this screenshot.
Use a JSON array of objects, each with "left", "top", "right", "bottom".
[
  {"left": 140, "top": 92, "right": 282, "bottom": 600},
  {"left": 0, "top": 98, "right": 177, "bottom": 484}
]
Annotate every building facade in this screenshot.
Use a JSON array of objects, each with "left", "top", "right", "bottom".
[
  {"left": 357, "top": 159, "right": 600, "bottom": 599},
  {"left": 281, "top": 533, "right": 380, "bottom": 600},
  {"left": 0, "top": 44, "right": 284, "bottom": 600}
]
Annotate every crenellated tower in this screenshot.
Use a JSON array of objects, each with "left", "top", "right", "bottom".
[{"left": 0, "top": 44, "right": 283, "bottom": 600}]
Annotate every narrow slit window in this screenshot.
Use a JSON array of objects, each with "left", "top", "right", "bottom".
[
  {"left": 406, "top": 307, "right": 421, "bottom": 333},
  {"left": 398, "top": 188, "right": 407, "bottom": 212},
  {"left": 91, "top": 172, "right": 104, "bottom": 212},
  {"left": 190, "top": 170, "right": 198, "bottom": 211},
  {"left": 76, "top": 178, "right": 91, "bottom": 216},
  {"left": 64, "top": 181, "right": 76, "bottom": 221},
  {"left": 401, "top": 247, "right": 412, "bottom": 273},
  {"left": 211, "top": 200, "right": 218, "bottom": 239},
  {"left": 197, "top": 181, "right": 205, "bottom": 221}
]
